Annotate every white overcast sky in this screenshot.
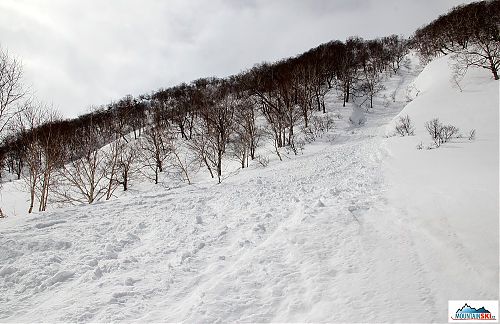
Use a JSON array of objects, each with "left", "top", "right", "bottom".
[{"left": 0, "top": 0, "right": 474, "bottom": 118}]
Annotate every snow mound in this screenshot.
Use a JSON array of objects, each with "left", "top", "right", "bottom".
[
  {"left": 384, "top": 54, "right": 498, "bottom": 315},
  {"left": 388, "top": 55, "right": 498, "bottom": 138}
]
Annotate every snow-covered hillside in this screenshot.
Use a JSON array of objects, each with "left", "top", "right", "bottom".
[
  {"left": 0, "top": 55, "right": 498, "bottom": 322},
  {"left": 383, "top": 55, "right": 499, "bottom": 315}
]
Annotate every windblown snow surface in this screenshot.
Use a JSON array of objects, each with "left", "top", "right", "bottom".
[{"left": 0, "top": 55, "right": 498, "bottom": 322}]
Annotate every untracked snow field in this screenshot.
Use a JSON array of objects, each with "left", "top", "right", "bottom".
[{"left": 0, "top": 56, "right": 498, "bottom": 322}]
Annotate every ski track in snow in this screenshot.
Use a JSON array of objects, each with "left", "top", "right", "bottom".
[
  {"left": 0, "top": 58, "right": 496, "bottom": 322},
  {"left": 1, "top": 137, "right": 421, "bottom": 323},
  {"left": 0, "top": 142, "right": 438, "bottom": 322}
]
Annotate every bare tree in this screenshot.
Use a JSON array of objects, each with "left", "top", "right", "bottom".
[
  {"left": 56, "top": 150, "right": 108, "bottom": 205},
  {"left": 231, "top": 133, "right": 248, "bottom": 169},
  {"left": 247, "top": 64, "right": 287, "bottom": 149},
  {"left": 395, "top": 115, "right": 415, "bottom": 136},
  {"left": 336, "top": 37, "right": 364, "bottom": 107},
  {"left": 15, "top": 101, "right": 49, "bottom": 213},
  {"left": 468, "top": 129, "right": 476, "bottom": 141},
  {"left": 303, "top": 114, "right": 335, "bottom": 142},
  {"left": 0, "top": 48, "right": 26, "bottom": 217},
  {"left": 233, "top": 96, "right": 261, "bottom": 166},
  {"left": 358, "top": 61, "right": 385, "bottom": 109},
  {"left": 451, "top": 1, "right": 499, "bottom": 80},
  {"left": 139, "top": 125, "right": 173, "bottom": 184},
  {"left": 0, "top": 48, "right": 25, "bottom": 137},
  {"left": 118, "top": 140, "right": 139, "bottom": 191},
  {"left": 383, "top": 35, "right": 409, "bottom": 75},
  {"left": 104, "top": 140, "right": 121, "bottom": 200},
  {"left": 199, "top": 79, "right": 236, "bottom": 183},
  {"left": 425, "top": 118, "right": 444, "bottom": 147},
  {"left": 37, "top": 110, "right": 64, "bottom": 212},
  {"left": 54, "top": 120, "right": 110, "bottom": 205},
  {"left": 3, "top": 126, "right": 25, "bottom": 180},
  {"left": 425, "top": 118, "right": 459, "bottom": 147},
  {"left": 441, "top": 124, "right": 459, "bottom": 143},
  {"left": 168, "top": 143, "right": 198, "bottom": 184},
  {"left": 187, "top": 123, "right": 215, "bottom": 179},
  {"left": 413, "top": 1, "right": 499, "bottom": 80}
]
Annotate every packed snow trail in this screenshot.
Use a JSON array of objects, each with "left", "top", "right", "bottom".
[
  {"left": 1, "top": 136, "right": 434, "bottom": 322},
  {"left": 0, "top": 57, "right": 497, "bottom": 322},
  {"left": 0, "top": 138, "right": 450, "bottom": 322}
]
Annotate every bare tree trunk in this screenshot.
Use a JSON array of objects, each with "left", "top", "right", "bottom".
[
  {"left": 250, "top": 139, "right": 256, "bottom": 160},
  {"left": 28, "top": 179, "right": 36, "bottom": 214},
  {"left": 178, "top": 122, "right": 187, "bottom": 139},
  {"left": 217, "top": 151, "right": 222, "bottom": 184},
  {"left": 39, "top": 172, "right": 51, "bottom": 211},
  {"left": 122, "top": 170, "right": 128, "bottom": 191},
  {"left": 241, "top": 149, "right": 246, "bottom": 169},
  {"left": 203, "top": 157, "right": 214, "bottom": 178},
  {"left": 487, "top": 54, "right": 499, "bottom": 80}
]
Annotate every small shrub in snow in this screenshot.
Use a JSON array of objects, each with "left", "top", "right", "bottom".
[
  {"left": 315, "top": 114, "right": 335, "bottom": 133},
  {"left": 391, "top": 92, "right": 396, "bottom": 103},
  {"left": 303, "top": 127, "right": 316, "bottom": 143},
  {"left": 416, "top": 142, "right": 423, "bottom": 150},
  {"left": 450, "top": 62, "right": 466, "bottom": 92},
  {"left": 168, "top": 146, "right": 199, "bottom": 185},
  {"left": 256, "top": 155, "right": 269, "bottom": 167},
  {"left": 287, "top": 135, "right": 305, "bottom": 155},
  {"left": 384, "top": 132, "right": 397, "bottom": 138},
  {"left": 468, "top": 129, "right": 476, "bottom": 141},
  {"left": 441, "top": 125, "right": 459, "bottom": 143},
  {"left": 349, "top": 116, "right": 366, "bottom": 126},
  {"left": 325, "top": 133, "right": 336, "bottom": 143},
  {"left": 405, "top": 84, "right": 420, "bottom": 103},
  {"left": 303, "top": 114, "right": 335, "bottom": 142},
  {"left": 402, "top": 57, "right": 411, "bottom": 70},
  {"left": 394, "top": 115, "right": 415, "bottom": 136},
  {"left": 382, "top": 94, "right": 390, "bottom": 107},
  {"left": 425, "top": 118, "right": 443, "bottom": 147},
  {"left": 425, "top": 118, "right": 459, "bottom": 147}
]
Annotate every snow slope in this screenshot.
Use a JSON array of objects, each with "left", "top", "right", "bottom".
[
  {"left": 383, "top": 55, "right": 499, "bottom": 314},
  {"left": 0, "top": 55, "right": 498, "bottom": 322}
]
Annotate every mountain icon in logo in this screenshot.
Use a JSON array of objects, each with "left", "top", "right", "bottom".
[{"left": 456, "top": 304, "right": 491, "bottom": 314}]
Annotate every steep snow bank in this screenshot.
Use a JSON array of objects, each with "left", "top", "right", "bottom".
[
  {"left": 384, "top": 55, "right": 499, "bottom": 313},
  {"left": 389, "top": 55, "right": 498, "bottom": 138}
]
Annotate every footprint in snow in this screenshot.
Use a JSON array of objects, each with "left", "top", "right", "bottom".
[
  {"left": 253, "top": 224, "right": 266, "bottom": 233},
  {"left": 124, "top": 277, "right": 140, "bottom": 286},
  {"left": 34, "top": 220, "right": 66, "bottom": 229},
  {"left": 0, "top": 266, "right": 18, "bottom": 277},
  {"left": 316, "top": 199, "right": 326, "bottom": 208},
  {"left": 329, "top": 188, "right": 340, "bottom": 196},
  {"left": 47, "top": 270, "right": 75, "bottom": 286}
]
